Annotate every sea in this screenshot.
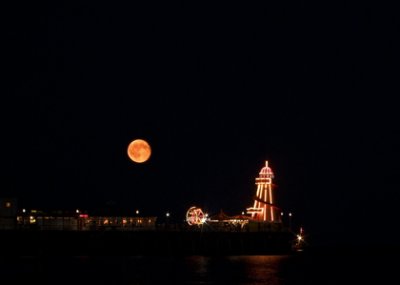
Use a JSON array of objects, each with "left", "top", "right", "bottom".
[{"left": 0, "top": 248, "right": 397, "bottom": 284}]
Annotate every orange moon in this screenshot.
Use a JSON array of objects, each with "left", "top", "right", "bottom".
[{"left": 127, "top": 139, "right": 151, "bottom": 163}]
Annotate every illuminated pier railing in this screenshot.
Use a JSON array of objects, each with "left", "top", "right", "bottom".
[{"left": 14, "top": 210, "right": 157, "bottom": 231}]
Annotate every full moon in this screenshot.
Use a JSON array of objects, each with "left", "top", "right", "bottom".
[{"left": 127, "top": 139, "right": 151, "bottom": 163}]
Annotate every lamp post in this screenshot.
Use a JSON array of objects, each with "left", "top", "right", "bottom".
[
  {"left": 166, "top": 212, "right": 170, "bottom": 229},
  {"left": 288, "top": 212, "right": 292, "bottom": 231}
]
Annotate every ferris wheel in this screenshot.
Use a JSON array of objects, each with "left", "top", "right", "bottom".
[{"left": 186, "top": 206, "right": 206, "bottom": 225}]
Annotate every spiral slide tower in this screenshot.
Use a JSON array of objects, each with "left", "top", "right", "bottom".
[{"left": 246, "top": 161, "right": 280, "bottom": 222}]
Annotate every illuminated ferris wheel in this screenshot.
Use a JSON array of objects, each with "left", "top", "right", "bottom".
[{"left": 186, "top": 206, "right": 206, "bottom": 225}]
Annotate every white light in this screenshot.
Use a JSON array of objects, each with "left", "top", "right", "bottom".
[
  {"left": 166, "top": 212, "right": 170, "bottom": 217},
  {"left": 76, "top": 209, "right": 80, "bottom": 214},
  {"left": 22, "top": 209, "right": 26, "bottom": 213},
  {"left": 136, "top": 210, "right": 139, "bottom": 215}
]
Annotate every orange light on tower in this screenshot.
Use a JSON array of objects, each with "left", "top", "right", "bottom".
[{"left": 246, "top": 161, "right": 280, "bottom": 222}]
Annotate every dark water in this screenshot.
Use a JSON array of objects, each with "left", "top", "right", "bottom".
[{"left": 0, "top": 250, "right": 397, "bottom": 284}]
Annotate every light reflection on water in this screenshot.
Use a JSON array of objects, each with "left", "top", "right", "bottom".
[
  {"left": 239, "top": 255, "right": 288, "bottom": 284},
  {"left": 183, "top": 255, "right": 288, "bottom": 285},
  {"left": 0, "top": 255, "right": 288, "bottom": 285},
  {"left": 0, "top": 252, "right": 397, "bottom": 285}
]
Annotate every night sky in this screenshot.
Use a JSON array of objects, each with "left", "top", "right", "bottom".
[{"left": 3, "top": 1, "right": 399, "bottom": 247}]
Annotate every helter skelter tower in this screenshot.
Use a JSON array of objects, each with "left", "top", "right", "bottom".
[{"left": 247, "top": 161, "right": 280, "bottom": 222}]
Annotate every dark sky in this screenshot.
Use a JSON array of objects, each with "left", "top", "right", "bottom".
[{"left": 3, "top": 1, "right": 399, "bottom": 246}]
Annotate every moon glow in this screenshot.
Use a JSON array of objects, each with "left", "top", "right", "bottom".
[{"left": 127, "top": 139, "right": 151, "bottom": 163}]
